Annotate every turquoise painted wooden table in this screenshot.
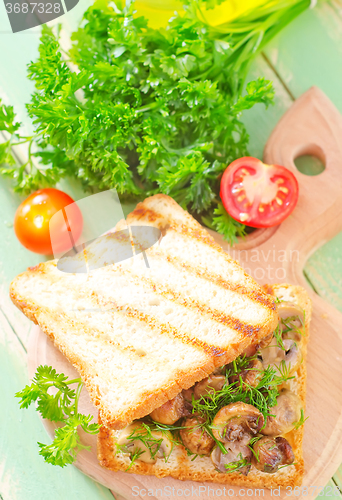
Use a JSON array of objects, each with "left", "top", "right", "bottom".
[{"left": 1, "top": 1, "right": 342, "bottom": 499}]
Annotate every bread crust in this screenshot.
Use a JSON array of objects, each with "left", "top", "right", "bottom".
[{"left": 97, "top": 283, "right": 312, "bottom": 487}]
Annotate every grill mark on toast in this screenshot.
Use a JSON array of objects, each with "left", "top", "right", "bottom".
[
  {"left": 37, "top": 309, "right": 148, "bottom": 363},
  {"left": 15, "top": 269, "right": 224, "bottom": 361},
  {"left": 28, "top": 207, "right": 274, "bottom": 311},
  {"left": 146, "top": 249, "right": 275, "bottom": 311},
  {"left": 64, "top": 286, "right": 226, "bottom": 361},
  {"left": 129, "top": 207, "right": 161, "bottom": 224},
  {"left": 103, "top": 266, "right": 261, "bottom": 342},
  {"left": 100, "top": 299, "right": 226, "bottom": 359},
  {"left": 50, "top": 313, "right": 150, "bottom": 359},
  {"left": 57, "top": 306, "right": 221, "bottom": 367},
  {"left": 128, "top": 203, "right": 274, "bottom": 312}
]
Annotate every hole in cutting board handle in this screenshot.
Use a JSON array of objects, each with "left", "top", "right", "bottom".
[{"left": 293, "top": 144, "right": 326, "bottom": 176}]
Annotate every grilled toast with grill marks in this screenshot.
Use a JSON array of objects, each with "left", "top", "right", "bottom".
[{"left": 10, "top": 194, "right": 278, "bottom": 430}]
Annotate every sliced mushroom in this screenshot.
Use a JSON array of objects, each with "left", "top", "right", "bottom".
[
  {"left": 117, "top": 422, "right": 172, "bottom": 464},
  {"left": 229, "top": 358, "right": 263, "bottom": 388},
  {"left": 182, "top": 387, "right": 194, "bottom": 402},
  {"left": 262, "top": 389, "right": 302, "bottom": 436},
  {"left": 180, "top": 416, "right": 215, "bottom": 456},
  {"left": 194, "top": 375, "right": 226, "bottom": 400},
  {"left": 252, "top": 436, "right": 295, "bottom": 473},
  {"left": 260, "top": 336, "right": 302, "bottom": 375},
  {"left": 281, "top": 339, "right": 301, "bottom": 372},
  {"left": 212, "top": 365, "right": 226, "bottom": 375},
  {"left": 242, "top": 332, "right": 274, "bottom": 358},
  {"left": 241, "top": 344, "right": 258, "bottom": 358},
  {"left": 211, "top": 442, "right": 252, "bottom": 475},
  {"left": 278, "top": 302, "right": 305, "bottom": 341},
  {"left": 212, "top": 402, "right": 264, "bottom": 443},
  {"left": 258, "top": 332, "right": 275, "bottom": 350},
  {"left": 150, "top": 394, "right": 187, "bottom": 424}
]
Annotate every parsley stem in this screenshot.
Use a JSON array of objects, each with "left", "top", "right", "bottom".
[
  {"left": 73, "top": 380, "right": 83, "bottom": 415},
  {"left": 135, "top": 102, "right": 161, "bottom": 114},
  {"left": 64, "top": 378, "right": 82, "bottom": 385}
]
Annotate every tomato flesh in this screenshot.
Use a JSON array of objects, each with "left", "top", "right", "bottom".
[
  {"left": 220, "top": 157, "right": 299, "bottom": 228},
  {"left": 14, "top": 188, "right": 83, "bottom": 255}
]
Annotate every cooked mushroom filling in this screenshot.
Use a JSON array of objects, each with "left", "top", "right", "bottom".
[
  {"left": 150, "top": 393, "right": 189, "bottom": 425},
  {"left": 180, "top": 416, "right": 215, "bottom": 455},
  {"left": 116, "top": 301, "right": 305, "bottom": 475},
  {"left": 252, "top": 436, "right": 295, "bottom": 473},
  {"left": 261, "top": 389, "right": 303, "bottom": 436},
  {"left": 212, "top": 402, "right": 264, "bottom": 443},
  {"left": 211, "top": 442, "right": 252, "bottom": 476},
  {"left": 229, "top": 358, "right": 263, "bottom": 388},
  {"left": 117, "top": 423, "right": 172, "bottom": 464}
]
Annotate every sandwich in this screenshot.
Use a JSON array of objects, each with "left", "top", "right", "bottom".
[
  {"left": 10, "top": 194, "right": 310, "bottom": 487},
  {"left": 10, "top": 194, "right": 278, "bottom": 430},
  {"left": 98, "top": 282, "right": 311, "bottom": 488}
]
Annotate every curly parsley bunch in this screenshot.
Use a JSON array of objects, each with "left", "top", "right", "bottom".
[{"left": 0, "top": 0, "right": 311, "bottom": 242}]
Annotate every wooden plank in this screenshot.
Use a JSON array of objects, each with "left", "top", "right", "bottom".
[
  {"left": 258, "top": 0, "right": 342, "bottom": 311},
  {"left": 258, "top": 3, "right": 342, "bottom": 491},
  {"left": 241, "top": 57, "right": 294, "bottom": 159},
  {"left": 0, "top": 295, "right": 115, "bottom": 500},
  {"left": 0, "top": 172, "right": 119, "bottom": 496},
  {"left": 0, "top": 7, "right": 39, "bottom": 133},
  {"left": 0, "top": 9, "right": 116, "bottom": 492},
  {"left": 322, "top": 480, "right": 342, "bottom": 499},
  {"left": 332, "top": 469, "right": 342, "bottom": 494},
  {"left": 263, "top": 1, "right": 342, "bottom": 112},
  {"left": 304, "top": 232, "right": 342, "bottom": 313}
]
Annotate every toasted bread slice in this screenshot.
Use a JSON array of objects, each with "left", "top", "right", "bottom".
[
  {"left": 10, "top": 194, "right": 278, "bottom": 430},
  {"left": 97, "top": 283, "right": 311, "bottom": 488}
]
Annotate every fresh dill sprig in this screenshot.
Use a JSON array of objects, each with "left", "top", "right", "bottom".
[
  {"left": 151, "top": 418, "right": 227, "bottom": 458},
  {"left": 281, "top": 313, "right": 306, "bottom": 337},
  {"left": 192, "top": 355, "right": 291, "bottom": 424},
  {"left": 151, "top": 420, "right": 190, "bottom": 456},
  {"left": 204, "top": 425, "right": 228, "bottom": 455},
  {"left": 273, "top": 323, "right": 286, "bottom": 351},
  {"left": 124, "top": 448, "right": 145, "bottom": 471},
  {"left": 224, "top": 453, "right": 249, "bottom": 474},
  {"left": 248, "top": 435, "right": 262, "bottom": 462},
  {"left": 276, "top": 360, "right": 296, "bottom": 382},
  {"left": 149, "top": 421, "right": 187, "bottom": 433},
  {"left": 249, "top": 435, "right": 262, "bottom": 447},
  {"left": 278, "top": 462, "right": 297, "bottom": 471},
  {"left": 230, "top": 354, "right": 255, "bottom": 376},
  {"left": 116, "top": 422, "right": 171, "bottom": 469},
  {"left": 293, "top": 409, "right": 308, "bottom": 430}
]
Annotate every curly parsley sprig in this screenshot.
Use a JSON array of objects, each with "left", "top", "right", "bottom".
[{"left": 15, "top": 365, "right": 100, "bottom": 467}]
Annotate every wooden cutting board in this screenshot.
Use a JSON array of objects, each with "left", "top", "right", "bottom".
[{"left": 28, "top": 87, "right": 342, "bottom": 500}]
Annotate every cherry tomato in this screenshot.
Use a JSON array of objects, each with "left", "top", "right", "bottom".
[
  {"left": 14, "top": 188, "right": 83, "bottom": 255},
  {"left": 220, "top": 157, "right": 299, "bottom": 228}
]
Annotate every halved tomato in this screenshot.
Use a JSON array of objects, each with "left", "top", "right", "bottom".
[{"left": 220, "top": 157, "right": 299, "bottom": 228}]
